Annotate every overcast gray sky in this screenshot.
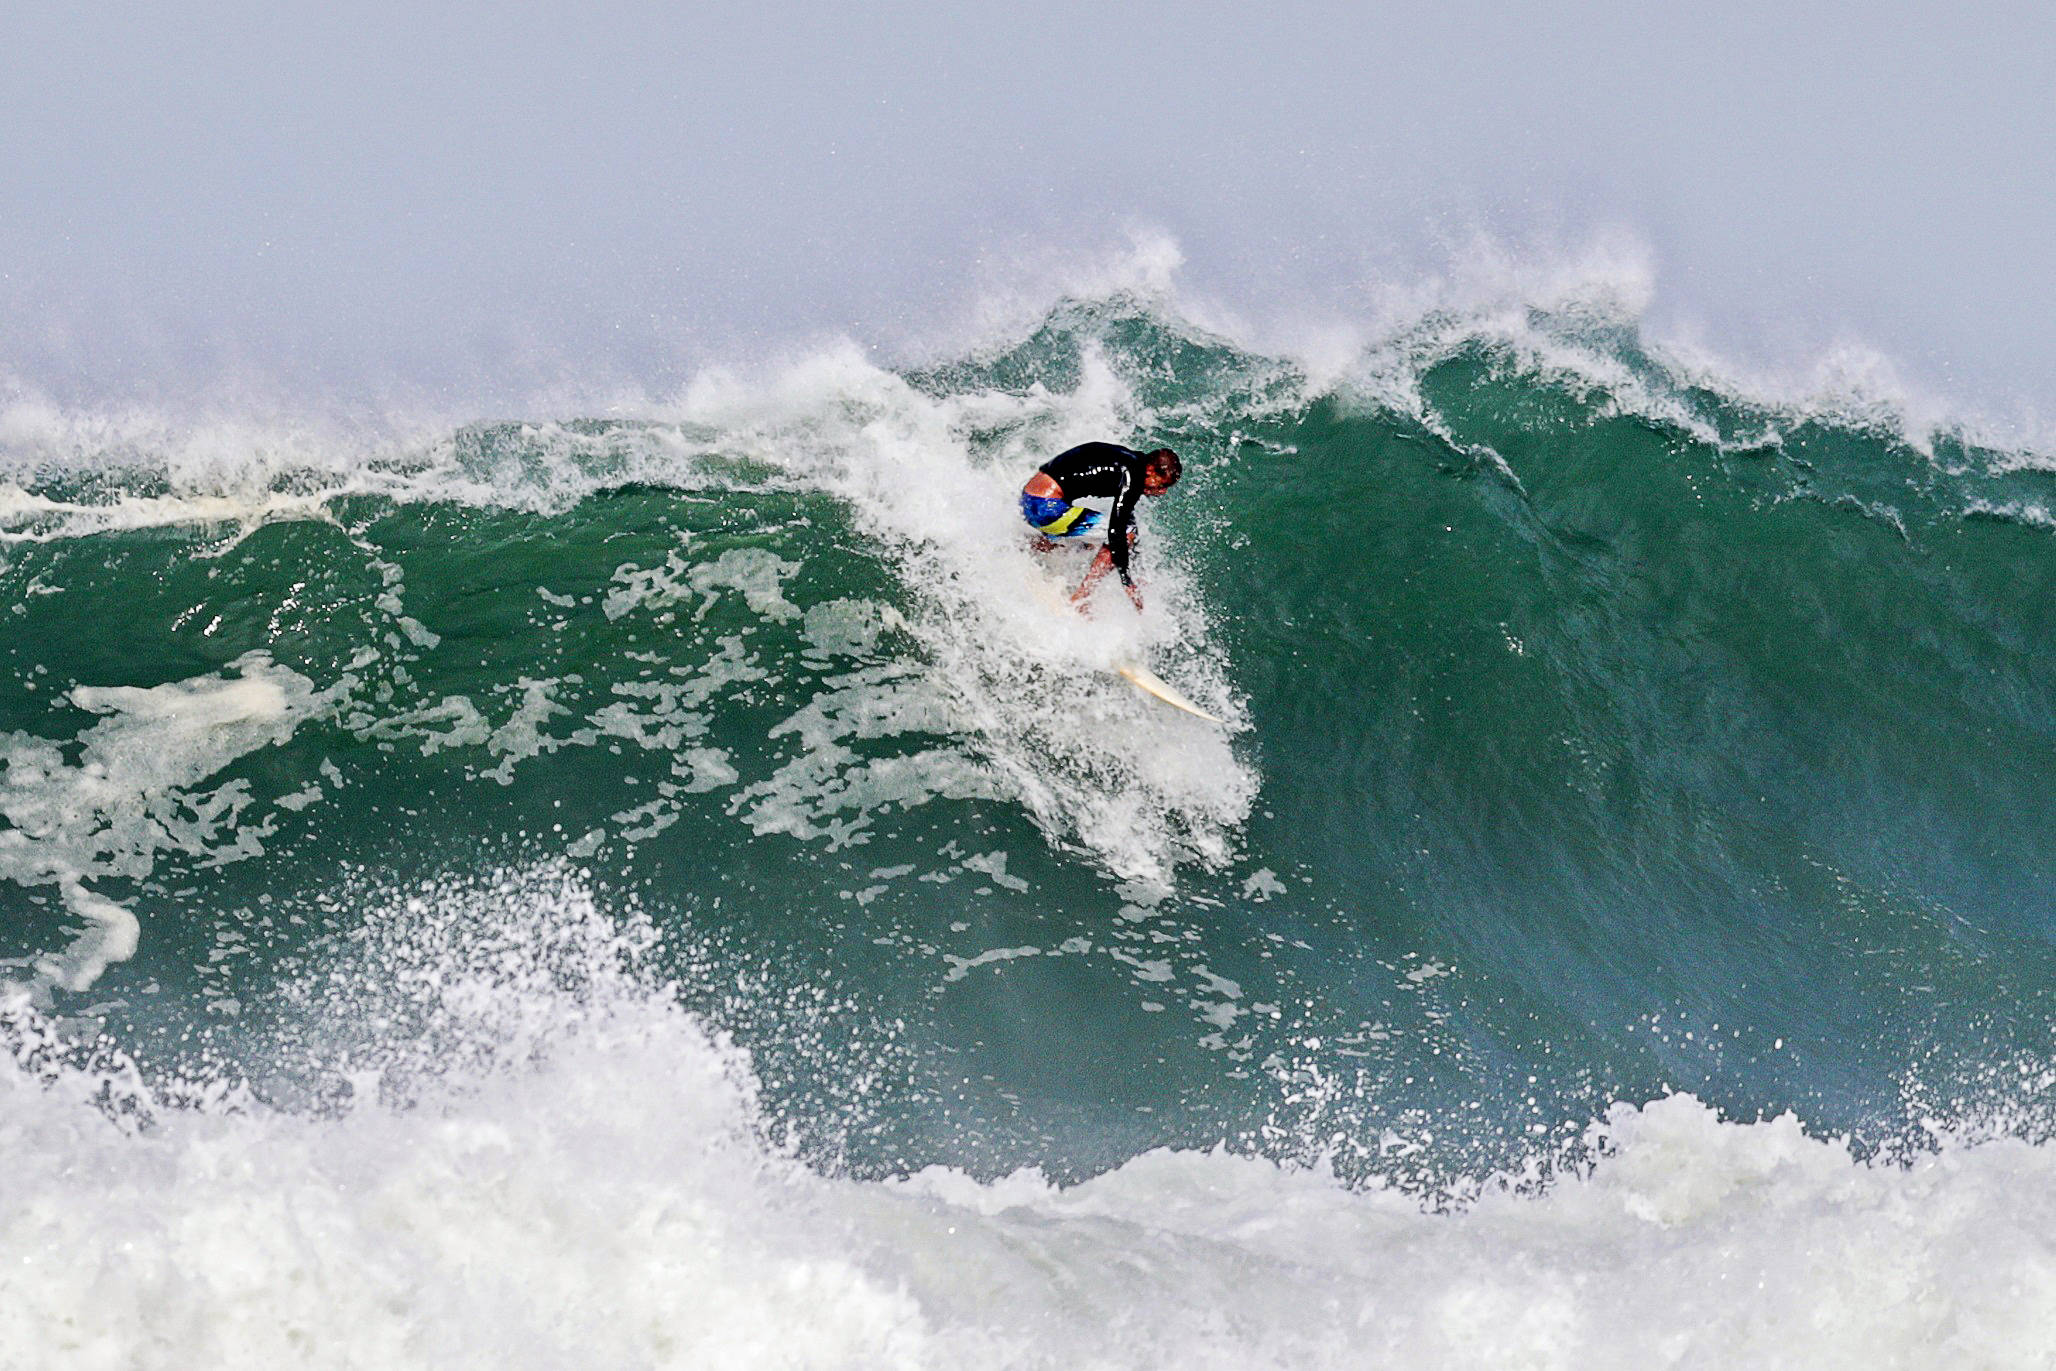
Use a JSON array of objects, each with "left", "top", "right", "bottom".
[{"left": 4, "top": 0, "right": 2053, "bottom": 418}]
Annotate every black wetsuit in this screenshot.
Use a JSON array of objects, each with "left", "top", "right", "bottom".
[{"left": 1038, "top": 442, "right": 1148, "bottom": 586}]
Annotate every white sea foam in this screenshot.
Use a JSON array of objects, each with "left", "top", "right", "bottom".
[
  {"left": 4, "top": 869, "right": 2051, "bottom": 1371},
  {"left": 0, "top": 485, "right": 346, "bottom": 546}
]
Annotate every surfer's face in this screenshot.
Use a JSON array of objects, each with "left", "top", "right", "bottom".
[{"left": 1142, "top": 464, "right": 1177, "bottom": 496}]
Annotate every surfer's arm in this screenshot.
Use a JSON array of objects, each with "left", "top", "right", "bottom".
[
  {"left": 1105, "top": 462, "right": 1143, "bottom": 587},
  {"left": 1071, "top": 544, "right": 1144, "bottom": 610}
]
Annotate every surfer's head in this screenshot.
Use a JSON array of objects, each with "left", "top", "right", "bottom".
[{"left": 1142, "top": 448, "right": 1181, "bottom": 495}]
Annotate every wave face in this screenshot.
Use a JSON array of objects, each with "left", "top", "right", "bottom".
[{"left": 6, "top": 292, "right": 2056, "bottom": 1365}]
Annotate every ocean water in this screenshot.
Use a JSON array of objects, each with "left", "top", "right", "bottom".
[{"left": 5, "top": 284, "right": 2056, "bottom": 1368}]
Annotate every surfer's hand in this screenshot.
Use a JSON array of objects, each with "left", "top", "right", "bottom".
[
  {"left": 1071, "top": 545, "right": 1115, "bottom": 609},
  {"left": 1124, "top": 583, "right": 1144, "bottom": 611}
]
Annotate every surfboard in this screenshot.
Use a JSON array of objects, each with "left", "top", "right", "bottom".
[{"left": 1115, "top": 662, "right": 1223, "bottom": 723}]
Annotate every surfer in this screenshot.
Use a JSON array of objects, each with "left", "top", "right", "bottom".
[{"left": 1019, "top": 442, "right": 1181, "bottom": 610}]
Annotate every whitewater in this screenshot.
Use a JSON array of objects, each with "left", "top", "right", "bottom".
[
  {"left": 7, "top": 871, "right": 2053, "bottom": 1371},
  {"left": 6, "top": 252, "right": 2056, "bottom": 1368}
]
